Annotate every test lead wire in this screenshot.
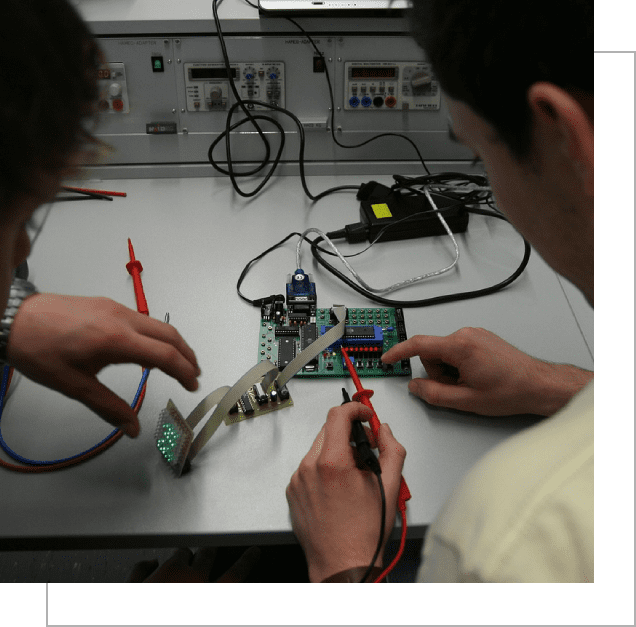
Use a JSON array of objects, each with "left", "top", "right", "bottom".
[{"left": 341, "top": 349, "right": 410, "bottom": 582}]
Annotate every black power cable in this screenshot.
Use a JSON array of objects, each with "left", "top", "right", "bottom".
[
  {"left": 362, "top": 471, "right": 386, "bottom": 583},
  {"left": 236, "top": 207, "right": 531, "bottom": 308},
  {"left": 208, "top": 0, "right": 432, "bottom": 201},
  {"left": 345, "top": 392, "right": 386, "bottom": 584}
]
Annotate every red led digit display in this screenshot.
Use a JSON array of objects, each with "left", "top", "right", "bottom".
[{"left": 98, "top": 68, "right": 111, "bottom": 80}]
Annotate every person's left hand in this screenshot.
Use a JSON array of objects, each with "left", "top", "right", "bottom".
[
  {"left": 6, "top": 293, "right": 201, "bottom": 437},
  {"left": 128, "top": 546, "right": 261, "bottom": 582}
]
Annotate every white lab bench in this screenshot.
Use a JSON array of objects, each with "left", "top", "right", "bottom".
[{"left": 0, "top": 175, "right": 593, "bottom": 549}]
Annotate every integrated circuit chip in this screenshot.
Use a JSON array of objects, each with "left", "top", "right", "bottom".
[
  {"left": 274, "top": 326, "right": 300, "bottom": 337},
  {"left": 321, "top": 325, "right": 383, "bottom": 350},
  {"left": 240, "top": 392, "right": 254, "bottom": 415},
  {"left": 300, "top": 323, "right": 317, "bottom": 350},
  {"left": 277, "top": 337, "right": 296, "bottom": 370},
  {"left": 300, "top": 323, "right": 318, "bottom": 369}
]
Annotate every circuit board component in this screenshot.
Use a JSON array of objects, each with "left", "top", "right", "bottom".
[
  {"left": 154, "top": 400, "right": 194, "bottom": 476},
  {"left": 285, "top": 269, "right": 316, "bottom": 324},
  {"left": 155, "top": 361, "right": 292, "bottom": 475},
  {"left": 257, "top": 306, "right": 410, "bottom": 378},
  {"left": 224, "top": 376, "right": 293, "bottom": 426}
]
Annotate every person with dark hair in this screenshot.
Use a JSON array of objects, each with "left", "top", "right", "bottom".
[
  {"left": 0, "top": 1, "right": 200, "bottom": 437},
  {"left": 286, "top": 0, "right": 594, "bottom": 582},
  {"left": 0, "top": 0, "right": 269, "bottom": 584}
]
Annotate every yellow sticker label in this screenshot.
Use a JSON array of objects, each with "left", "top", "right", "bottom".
[{"left": 371, "top": 203, "right": 392, "bottom": 219}]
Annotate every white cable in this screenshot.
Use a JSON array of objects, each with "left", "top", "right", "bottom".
[{"left": 297, "top": 186, "right": 459, "bottom": 295}]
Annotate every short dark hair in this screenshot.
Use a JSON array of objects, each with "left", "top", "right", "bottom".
[
  {"left": 0, "top": 0, "right": 101, "bottom": 209},
  {"left": 409, "top": 0, "right": 593, "bottom": 160}
]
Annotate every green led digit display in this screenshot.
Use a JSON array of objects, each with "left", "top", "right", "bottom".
[{"left": 156, "top": 423, "right": 180, "bottom": 463}]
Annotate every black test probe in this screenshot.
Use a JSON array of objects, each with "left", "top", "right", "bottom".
[{"left": 342, "top": 388, "right": 386, "bottom": 582}]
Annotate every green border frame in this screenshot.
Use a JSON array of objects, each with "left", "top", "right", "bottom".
[{"left": 0, "top": 0, "right": 636, "bottom": 627}]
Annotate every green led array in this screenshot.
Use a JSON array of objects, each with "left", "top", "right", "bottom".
[{"left": 156, "top": 422, "right": 180, "bottom": 463}]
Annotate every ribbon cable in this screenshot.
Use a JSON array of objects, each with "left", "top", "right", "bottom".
[{"left": 185, "top": 306, "right": 348, "bottom": 463}]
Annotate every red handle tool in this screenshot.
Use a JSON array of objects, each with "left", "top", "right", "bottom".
[
  {"left": 126, "top": 238, "right": 149, "bottom": 316},
  {"left": 340, "top": 347, "right": 411, "bottom": 509}
]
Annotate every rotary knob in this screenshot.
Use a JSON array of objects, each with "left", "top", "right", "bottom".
[
  {"left": 108, "top": 82, "right": 122, "bottom": 97},
  {"left": 410, "top": 72, "right": 432, "bottom": 90}
]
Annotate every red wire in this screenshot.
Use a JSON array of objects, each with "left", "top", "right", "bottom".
[
  {"left": 375, "top": 507, "right": 408, "bottom": 582},
  {"left": 0, "top": 372, "right": 144, "bottom": 473},
  {"left": 340, "top": 347, "right": 411, "bottom": 582}
]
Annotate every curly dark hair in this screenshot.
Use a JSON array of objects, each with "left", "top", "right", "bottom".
[
  {"left": 409, "top": 0, "right": 593, "bottom": 160},
  {"left": 0, "top": 0, "right": 101, "bottom": 209}
]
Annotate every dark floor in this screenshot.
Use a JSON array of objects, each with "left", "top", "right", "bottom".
[{"left": 0, "top": 538, "right": 424, "bottom": 583}]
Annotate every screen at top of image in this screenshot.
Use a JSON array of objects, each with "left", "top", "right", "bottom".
[
  {"left": 190, "top": 67, "right": 237, "bottom": 80},
  {"left": 351, "top": 67, "right": 397, "bottom": 79}
]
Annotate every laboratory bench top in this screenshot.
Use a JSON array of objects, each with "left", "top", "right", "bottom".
[{"left": 0, "top": 174, "right": 593, "bottom": 550}]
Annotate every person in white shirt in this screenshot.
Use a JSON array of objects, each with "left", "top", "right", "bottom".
[{"left": 285, "top": 0, "right": 594, "bottom": 583}]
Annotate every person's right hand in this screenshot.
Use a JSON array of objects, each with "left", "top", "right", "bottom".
[
  {"left": 382, "top": 327, "right": 593, "bottom": 417},
  {"left": 286, "top": 403, "right": 406, "bottom": 583}
]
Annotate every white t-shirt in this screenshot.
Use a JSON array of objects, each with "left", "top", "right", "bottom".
[{"left": 418, "top": 381, "right": 594, "bottom": 582}]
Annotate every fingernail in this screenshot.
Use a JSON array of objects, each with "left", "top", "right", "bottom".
[{"left": 383, "top": 423, "right": 393, "bottom": 436}]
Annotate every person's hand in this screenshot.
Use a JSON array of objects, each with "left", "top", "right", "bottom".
[
  {"left": 382, "top": 327, "right": 593, "bottom": 416},
  {"left": 128, "top": 546, "right": 261, "bottom": 582},
  {"left": 6, "top": 293, "right": 201, "bottom": 437},
  {"left": 286, "top": 402, "right": 406, "bottom": 583}
]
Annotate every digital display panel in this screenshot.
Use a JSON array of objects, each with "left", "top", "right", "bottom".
[
  {"left": 190, "top": 67, "right": 237, "bottom": 80},
  {"left": 351, "top": 67, "right": 397, "bottom": 79}
]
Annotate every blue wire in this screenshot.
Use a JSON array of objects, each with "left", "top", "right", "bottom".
[{"left": 0, "top": 364, "right": 149, "bottom": 466}]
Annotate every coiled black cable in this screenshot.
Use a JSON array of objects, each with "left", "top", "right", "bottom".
[{"left": 208, "top": 0, "right": 432, "bottom": 201}]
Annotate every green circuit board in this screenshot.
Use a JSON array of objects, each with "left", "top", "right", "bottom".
[{"left": 257, "top": 306, "right": 411, "bottom": 378}]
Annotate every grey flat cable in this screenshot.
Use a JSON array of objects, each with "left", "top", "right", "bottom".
[
  {"left": 160, "top": 307, "right": 348, "bottom": 472},
  {"left": 186, "top": 360, "right": 279, "bottom": 462},
  {"left": 189, "top": 308, "right": 347, "bottom": 455},
  {"left": 297, "top": 186, "right": 459, "bottom": 295}
]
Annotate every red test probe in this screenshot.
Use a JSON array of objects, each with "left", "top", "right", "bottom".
[
  {"left": 126, "top": 238, "right": 149, "bottom": 316},
  {"left": 126, "top": 238, "right": 149, "bottom": 406},
  {"left": 341, "top": 346, "right": 411, "bottom": 583}
]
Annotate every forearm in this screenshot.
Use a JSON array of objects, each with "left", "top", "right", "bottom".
[
  {"left": 321, "top": 566, "right": 385, "bottom": 583},
  {"left": 532, "top": 361, "right": 593, "bottom": 416},
  {"left": 307, "top": 544, "right": 384, "bottom": 583}
]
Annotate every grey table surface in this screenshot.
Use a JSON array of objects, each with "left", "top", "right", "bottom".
[{"left": 0, "top": 175, "right": 593, "bottom": 549}]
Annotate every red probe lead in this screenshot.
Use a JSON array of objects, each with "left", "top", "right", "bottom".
[
  {"left": 341, "top": 346, "right": 411, "bottom": 583},
  {"left": 126, "top": 238, "right": 150, "bottom": 407},
  {"left": 341, "top": 347, "right": 411, "bottom": 504},
  {"left": 126, "top": 238, "right": 149, "bottom": 316}
]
